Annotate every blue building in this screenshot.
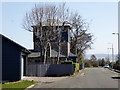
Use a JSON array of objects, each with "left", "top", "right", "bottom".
[{"left": 1, "top": 34, "right": 30, "bottom": 81}]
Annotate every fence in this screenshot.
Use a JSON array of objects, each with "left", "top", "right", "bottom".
[{"left": 26, "top": 64, "right": 75, "bottom": 77}]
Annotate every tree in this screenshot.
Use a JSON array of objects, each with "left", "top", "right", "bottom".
[
  {"left": 90, "top": 55, "right": 99, "bottom": 67},
  {"left": 84, "top": 60, "right": 92, "bottom": 67},
  {"left": 69, "top": 13, "right": 93, "bottom": 63},
  {"left": 113, "top": 60, "right": 120, "bottom": 70},
  {"left": 23, "top": 3, "right": 93, "bottom": 64},
  {"left": 101, "top": 58, "right": 105, "bottom": 67},
  {"left": 90, "top": 55, "right": 97, "bottom": 61},
  {"left": 105, "top": 60, "right": 110, "bottom": 65},
  {"left": 98, "top": 59, "right": 103, "bottom": 66},
  {"left": 23, "top": 3, "right": 70, "bottom": 64},
  {"left": 93, "top": 61, "right": 99, "bottom": 67}
]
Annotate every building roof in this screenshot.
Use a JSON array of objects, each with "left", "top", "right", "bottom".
[
  {"left": 28, "top": 52, "right": 40, "bottom": 57},
  {"left": 28, "top": 49, "right": 77, "bottom": 58},
  {"left": 51, "top": 50, "right": 77, "bottom": 58},
  {"left": 28, "top": 49, "right": 66, "bottom": 58},
  {"left": 50, "top": 50, "right": 66, "bottom": 57},
  {"left": 1, "top": 34, "right": 30, "bottom": 54},
  {"left": 28, "top": 50, "right": 67, "bottom": 58},
  {"left": 32, "top": 19, "right": 70, "bottom": 27}
]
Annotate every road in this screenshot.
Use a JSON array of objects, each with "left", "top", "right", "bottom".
[{"left": 32, "top": 68, "right": 119, "bottom": 88}]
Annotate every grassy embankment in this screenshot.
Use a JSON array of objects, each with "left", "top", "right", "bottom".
[{"left": 2, "top": 80, "right": 39, "bottom": 89}]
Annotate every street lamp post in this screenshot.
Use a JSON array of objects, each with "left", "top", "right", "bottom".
[{"left": 112, "top": 33, "right": 119, "bottom": 60}]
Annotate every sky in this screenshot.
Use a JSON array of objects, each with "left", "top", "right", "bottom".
[{"left": 1, "top": 1, "right": 118, "bottom": 55}]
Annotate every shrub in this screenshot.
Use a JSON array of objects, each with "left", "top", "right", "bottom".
[
  {"left": 61, "top": 60, "right": 74, "bottom": 64},
  {"left": 73, "top": 63, "right": 79, "bottom": 72},
  {"left": 93, "top": 61, "right": 99, "bottom": 67},
  {"left": 84, "top": 60, "right": 92, "bottom": 67},
  {"left": 113, "top": 60, "right": 120, "bottom": 70}
]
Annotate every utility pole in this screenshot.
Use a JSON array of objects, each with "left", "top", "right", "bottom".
[
  {"left": 108, "top": 43, "right": 114, "bottom": 63},
  {"left": 108, "top": 43, "right": 114, "bottom": 69},
  {"left": 112, "top": 44, "right": 114, "bottom": 62},
  {"left": 107, "top": 48, "right": 110, "bottom": 61}
]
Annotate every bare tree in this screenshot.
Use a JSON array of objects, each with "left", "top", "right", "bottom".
[
  {"left": 23, "top": 3, "right": 93, "bottom": 64},
  {"left": 69, "top": 13, "right": 93, "bottom": 63},
  {"left": 90, "top": 55, "right": 97, "bottom": 61},
  {"left": 23, "top": 4, "right": 58, "bottom": 64},
  {"left": 23, "top": 3, "right": 70, "bottom": 64}
]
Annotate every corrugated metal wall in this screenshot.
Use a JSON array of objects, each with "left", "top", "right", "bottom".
[{"left": 26, "top": 64, "right": 75, "bottom": 77}]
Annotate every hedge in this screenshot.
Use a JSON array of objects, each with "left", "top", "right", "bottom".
[
  {"left": 61, "top": 61, "right": 74, "bottom": 64},
  {"left": 73, "top": 63, "right": 79, "bottom": 72}
]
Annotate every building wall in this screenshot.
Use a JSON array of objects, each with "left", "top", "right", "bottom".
[
  {"left": 33, "top": 26, "right": 70, "bottom": 51},
  {"left": 50, "top": 42, "right": 68, "bottom": 56},
  {"left": 2, "top": 37, "right": 21, "bottom": 81},
  {"left": 67, "top": 42, "right": 70, "bottom": 56},
  {"left": 0, "top": 35, "right": 2, "bottom": 83}
]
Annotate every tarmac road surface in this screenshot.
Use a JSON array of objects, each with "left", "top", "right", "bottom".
[{"left": 32, "top": 68, "right": 119, "bottom": 88}]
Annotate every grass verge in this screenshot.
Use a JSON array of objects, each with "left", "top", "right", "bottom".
[{"left": 2, "top": 80, "right": 39, "bottom": 89}]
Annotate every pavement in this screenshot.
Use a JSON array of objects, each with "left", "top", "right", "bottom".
[
  {"left": 108, "top": 68, "right": 120, "bottom": 73},
  {"left": 23, "top": 70, "right": 83, "bottom": 83},
  {"left": 28, "top": 68, "right": 119, "bottom": 88},
  {"left": 22, "top": 76, "right": 68, "bottom": 83}
]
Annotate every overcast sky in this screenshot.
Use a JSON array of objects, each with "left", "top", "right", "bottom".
[{"left": 1, "top": 1, "right": 118, "bottom": 55}]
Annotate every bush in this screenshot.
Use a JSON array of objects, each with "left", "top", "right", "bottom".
[
  {"left": 113, "top": 61, "right": 120, "bottom": 70},
  {"left": 93, "top": 61, "right": 99, "bottom": 67},
  {"left": 73, "top": 63, "right": 79, "bottom": 72},
  {"left": 61, "top": 60, "right": 74, "bottom": 64},
  {"left": 84, "top": 60, "right": 92, "bottom": 67}
]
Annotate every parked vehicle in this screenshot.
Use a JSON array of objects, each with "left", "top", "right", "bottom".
[{"left": 104, "top": 64, "right": 109, "bottom": 68}]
